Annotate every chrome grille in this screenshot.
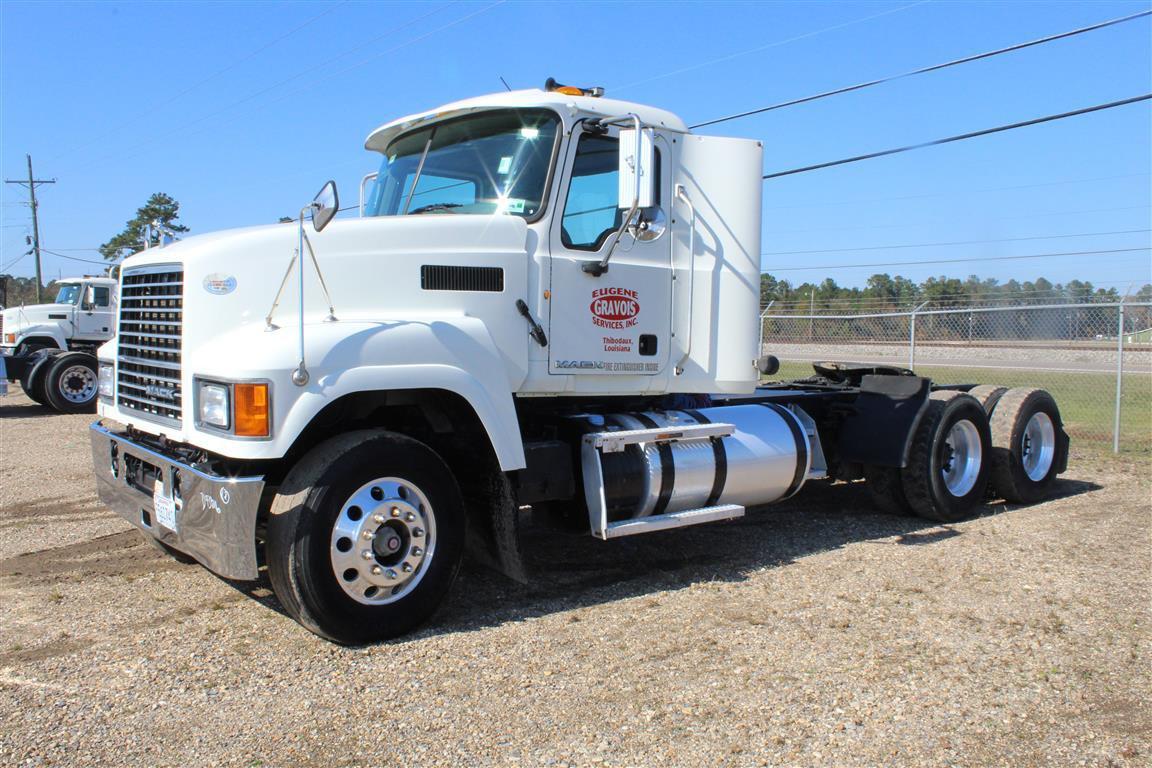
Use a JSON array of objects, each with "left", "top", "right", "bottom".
[{"left": 118, "top": 266, "right": 183, "bottom": 425}]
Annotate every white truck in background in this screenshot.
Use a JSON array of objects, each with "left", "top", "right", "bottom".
[
  {"left": 88, "top": 81, "right": 1070, "bottom": 643},
  {"left": 0, "top": 275, "right": 117, "bottom": 412}
]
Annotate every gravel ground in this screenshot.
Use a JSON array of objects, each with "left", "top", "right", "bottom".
[{"left": 1, "top": 389, "right": 1149, "bottom": 767}]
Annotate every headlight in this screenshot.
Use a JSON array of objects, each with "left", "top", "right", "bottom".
[
  {"left": 98, "top": 364, "right": 114, "bottom": 400},
  {"left": 198, "top": 382, "right": 230, "bottom": 429}
]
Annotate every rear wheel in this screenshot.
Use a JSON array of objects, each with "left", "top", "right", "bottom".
[
  {"left": 864, "top": 464, "right": 911, "bottom": 515},
  {"left": 42, "top": 352, "right": 99, "bottom": 413},
  {"left": 990, "top": 388, "right": 1067, "bottom": 503},
  {"left": 966, "top": 384, "right": 1008, "bottom": 414},
  {"left": 266, "top": 430, "right": 465, "bottom": 644},
  {"left": 902, "top": 391, "right": 992, "bottom": 523}
]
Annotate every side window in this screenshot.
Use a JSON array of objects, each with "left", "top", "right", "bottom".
[
  {"left": 562, "top": 135, "right": 621, "bottom": 250},
  {"left": 92, "top": 287, "right": 111, "bottom": 307},
  {"left": 561, "top": 133, "right": 661, "bottom": 250}
]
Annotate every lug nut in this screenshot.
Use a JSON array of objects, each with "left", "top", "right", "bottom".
[
  {"left": 386, "top": 568, "right": 398, "bottom": 580},
  {"left": 373, "top": 514, "right": 386, "bottom": 524},
  {"left": 412, "top": 528, "right": 425, "bottom": 538},
  {"left": 371, "top": 565, "right": 382, "bottom": 576},
  {"left": 390, "top": 507, "right": 400, "bottom": 517},
  {"left": 401, "top": 562, "right": 413, "bottom": 573},
  {"left": 362, "top": 529, "right": 375, "bottom": 540},
  {"left": 404, "top": 512, "right": 416, "bottom": 522},
  {"left": 411, "top": 546, "right": 423, "bottom": 557},
  {"left": 361, "top": 550, "right": 375, "bottom": 561}
]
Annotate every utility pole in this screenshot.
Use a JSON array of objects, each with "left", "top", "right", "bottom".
[{"left": 5, "top": 155, "right": 55, "bottom": 303}]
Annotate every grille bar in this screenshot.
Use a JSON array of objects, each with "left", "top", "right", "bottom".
[{"left": 117, "top": 266, "right": 183, "bottom": 426}]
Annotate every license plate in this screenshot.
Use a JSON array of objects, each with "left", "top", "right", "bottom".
[{"left": 153, "top": 481, "right": 178, "bottom": 531}]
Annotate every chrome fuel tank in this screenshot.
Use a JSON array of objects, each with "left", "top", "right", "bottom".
[{"left": 592, "top": 404, "right": 811, "bottom": 521}]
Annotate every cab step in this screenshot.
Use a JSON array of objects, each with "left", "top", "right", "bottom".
[{"left": 598, "top": 504, "right": 745, "bottom": 539}]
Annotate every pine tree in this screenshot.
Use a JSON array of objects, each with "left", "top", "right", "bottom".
[{"left": 99, "top": 193, "right": 190, "bottom": 260}]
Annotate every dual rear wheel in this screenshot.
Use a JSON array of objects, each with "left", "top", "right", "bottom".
[{"left": 866, "top": 386, "right": 1066, "bottom": 522}]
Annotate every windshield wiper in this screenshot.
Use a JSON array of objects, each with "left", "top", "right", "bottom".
[{"left": 408, "top": 203, "right": 462, "bottom": 215}]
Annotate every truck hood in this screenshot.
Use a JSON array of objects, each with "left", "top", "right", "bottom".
[{"left": 1, "top": 303, "right": 74, "bottom": 333}]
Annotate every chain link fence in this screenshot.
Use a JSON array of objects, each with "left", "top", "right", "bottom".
[{"left": 761, "top": 301, "right": 1152, "bottom": 456}]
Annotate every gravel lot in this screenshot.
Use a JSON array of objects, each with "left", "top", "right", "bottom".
[{"left": 1, "top": 389, "right": 1149, "bottom": 767}]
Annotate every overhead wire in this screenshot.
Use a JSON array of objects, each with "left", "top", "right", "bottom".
[
  {"left": 761, "top": 228, "right": 1151, "bottom": 256},
  {"left": 691, "top": 9, "right": 1152, "bottom": 128},
  {"left": 761, "top": 95, "right": 1152, "bottom": 180},
  {"left": 766, "top": 247, "right": 1150, "bottom": 272},
  {"left": 613, "top": 0, "right": 930, "bottom": 92}
]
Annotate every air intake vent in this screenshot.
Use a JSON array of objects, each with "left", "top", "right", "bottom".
[
  {"left": 117, "top": 266, "right": 183, "bottom": 426},
  {"left": 420, "top": 265, "right": 504, "bottom": 292}
]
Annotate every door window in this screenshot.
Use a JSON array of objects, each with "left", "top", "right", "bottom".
[
  {"left": 92, "top": 287, "right": 110, "bottom": 307},
  {"left": 561, "top": 135, "right": 621, "bottom": 250}
]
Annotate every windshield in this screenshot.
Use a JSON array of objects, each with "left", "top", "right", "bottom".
[
  {"left": 54, "top": 284, "right": 82, "bottom": 304},
  {"left": 366, "top": 109, "right": 560, "bottom": 219}
]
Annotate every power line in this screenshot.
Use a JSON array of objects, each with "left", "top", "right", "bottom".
[
  {"left": 691, "top": 9, "right": 1152, "bottom": 128},
  {"left": 38, "top": 248, "right": 114, "bottom": 266},
  {"left": 768, "top": 247, "right": 1150, "bottom": 272},
  {"left": 761, "top": 228, "right": 1150, "bottom": 256},
  {"left": 762, "top": 94, "right": 1152, "bottom": 180},
  {"left": 613, "top": 0, "right": 929, "bottom": 92},
  {"left": 763, "top": 172, "right": 1151, "bottom": 211}
]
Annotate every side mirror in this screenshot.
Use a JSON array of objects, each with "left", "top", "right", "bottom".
[
  {"left": 312, "top": 180, "right": 339, "bottom": 232},
  {"left": 617, "top": 126, "right": 655, "bottom": 210},
  {"left": 82, "top": 285, "right": 95, "bottom": 311}
]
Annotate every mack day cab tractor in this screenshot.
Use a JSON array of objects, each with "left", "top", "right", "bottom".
[
  {"left": 0, "top": 275, "right": 117, "bottom": 412},
  {"left": 89, "top": 81, "right": 1070, "bottom": 644}
]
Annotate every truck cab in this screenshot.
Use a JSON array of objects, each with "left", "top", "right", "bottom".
[
  {"left": 88, "top": 83, "right": 1069, "bottom": 644},
  {"left": 1, "top": 276, "right": 117, "bottom": 355}
]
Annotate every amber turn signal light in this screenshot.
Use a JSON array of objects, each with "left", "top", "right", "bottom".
[{"left": 234, "top": 383, "right": 270, "bottom": 437}]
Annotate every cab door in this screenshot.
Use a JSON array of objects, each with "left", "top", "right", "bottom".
[
  {"left": 547, "top": 127, "right": 671, "bottom": 376},
  {"left": 75, "top": 283, "right": 114, "bottom": 339}
]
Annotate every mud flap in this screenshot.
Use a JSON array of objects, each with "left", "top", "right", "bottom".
[{"left": 463, "top": 471, "right": 528, "bottom": 583}]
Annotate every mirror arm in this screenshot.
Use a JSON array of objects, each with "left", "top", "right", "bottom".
[{"left": 581, "top": 113, "right": 643, "bottom": 277}]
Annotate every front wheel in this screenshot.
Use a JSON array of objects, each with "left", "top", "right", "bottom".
[
  {"left": 42, "top": 352, "right": 99, "bottom": 413},
  {"left": 266, "top": 430, "right": 465, "bottom": 644}
]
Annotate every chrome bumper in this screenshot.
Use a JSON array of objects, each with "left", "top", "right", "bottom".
[{"left": 89, "top": 422, "right": 265, "bottom": 580}]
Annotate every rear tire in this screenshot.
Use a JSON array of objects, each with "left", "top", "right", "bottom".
[
  {"left": 864, "top": 464, "right": 911, "bottom": 515},
  {"left": 42, "top": 352, "right": 99, "bottom": 413},
  {"left": 990, "top": 388, "right": 1067, "bottom": 504},
  {"left": 902, "top": 391, "right": 992, "bottom": 523},
  {"left": 967, "top": 384, "right": 1008, "bottom": 414},
  {"left": 266, "top": 430, "right": 465, "bottom": 644}
]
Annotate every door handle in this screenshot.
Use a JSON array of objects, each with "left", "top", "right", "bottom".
[{"left": 515, "top": 299, "right": 548, "bottom": 347}]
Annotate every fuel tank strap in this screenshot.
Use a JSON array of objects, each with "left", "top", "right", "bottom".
[
  {"left": 683, "top": 409, "right": 728, "bottom": 507},
  {"left": 760, "top": 403, "right": 807, "bottom": 499},
  {"left": 633, "top": 412, "right": 675, "bottom": 517}
]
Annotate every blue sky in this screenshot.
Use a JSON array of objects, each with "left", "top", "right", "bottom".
[{"left": 2, "top": 0, "right": 1149, "bottom": 292}]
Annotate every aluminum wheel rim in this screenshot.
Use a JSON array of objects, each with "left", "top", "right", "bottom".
[
  {"left": 329, "top": 477, "right": 436, "bottom": 606},
  {"left": 58, "top": 365, "right": 97, "bottom": 403},
  {"left": 1021, "top": 411, "right": 1056, "bottom": 482},
  {"left": 940, "top": 419, "right": 982, "bottom": 497}
]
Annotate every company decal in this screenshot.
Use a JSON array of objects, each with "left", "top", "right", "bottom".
[
  {"left": 590, "top": 287, "right": 639, "bottom": 329},
  {"left": 203, "top": 273, "right": 237, "bottom": 296}
]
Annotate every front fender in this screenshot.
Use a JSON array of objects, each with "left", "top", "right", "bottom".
[
  {"left": 10, "top": 325, "right": 68, "bottom": 351},
  {"left": 176, "top": 316, "right": 527, "bottom": 470}
]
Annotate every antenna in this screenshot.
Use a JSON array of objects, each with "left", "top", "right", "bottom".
[{"left": 499, "top": 75, "right": 512, "bottom": 92}]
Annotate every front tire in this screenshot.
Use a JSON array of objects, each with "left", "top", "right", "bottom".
[
  {"left": 42, "top": 352, "right": 99, "bottom": 413},
  {"left": 19, "top": 350, "right": 57, "bottom": 407},
  {"left": 902, "top": 391, "right": 992, "bottom": 523},
  {"left": 266, "top": 430, "right": 465, "bottom": 644}
]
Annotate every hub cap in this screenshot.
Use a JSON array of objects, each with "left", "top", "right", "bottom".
[
  {"left": 329, "top": 478, "right": 436, "bottom": 605},
  {"left": 940, "top": 419, "right": 982, "bottom": 497},
  {"left": 58, "top": 365, "right": 97, "bottom": 404},
  {"left": 1021, "top": 411, "right": 1056, "bottom": 482}
]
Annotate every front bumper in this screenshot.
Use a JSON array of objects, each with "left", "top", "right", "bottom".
[{"left": 90, "top": 422, "right": 265, "bottom": 580}]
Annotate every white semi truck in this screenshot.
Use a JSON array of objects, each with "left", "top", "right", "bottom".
[
  {"left": 89, "top": 82, "right": 1069, "bottom": 643},
  {"left": 0, "top": 275, "right": 117, "bottom": 412}
]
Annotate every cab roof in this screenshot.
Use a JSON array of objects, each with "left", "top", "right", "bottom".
[{"left": 364, "top": 89, "right": 689, "bottom": 153}]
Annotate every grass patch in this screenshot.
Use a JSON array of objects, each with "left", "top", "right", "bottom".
[{"left": 769, "top": 360, "right": 1151, "bottom": 457}]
